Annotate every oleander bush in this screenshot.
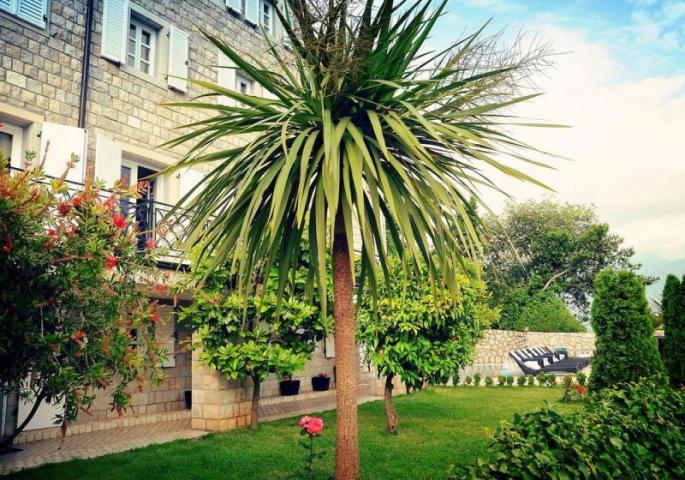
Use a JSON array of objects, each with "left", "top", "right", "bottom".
[{"left": 453, "top": 380, "right": 685, "bottom": 479}]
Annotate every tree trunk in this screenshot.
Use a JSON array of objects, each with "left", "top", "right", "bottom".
[
  {"left": 0, "top": 390, "right": 46, "bottom": 452},
  {"left": 250, "top": 376, "right": 260, "bottom": 430},
  {"left": 384, "top": 374, "right": 398, "bottom": 434},
  {"left": 333, "top": 209, "right": 359, "bottom": 480}
]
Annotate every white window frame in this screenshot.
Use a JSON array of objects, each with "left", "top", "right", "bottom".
[
  {"left": 0, "top": 121, "right": 24, "bottom": 169},
  {"left": 0, "top": 0, "right": 48, "bottom": 29},
  {"left": 260, "top": 0, "right": 273, "bottom": 35},
  {"left": 127, "top": 17, "right": 157, "bottom": 76}
]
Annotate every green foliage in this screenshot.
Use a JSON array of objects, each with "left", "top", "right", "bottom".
[
  {"left": 516, "top": 376, "right": 526, "bottom": 387},
  {"left": 576, "top": 371, "right": 587, "bottom": 387},
  {"left": 590, "top": 269, "right": 664, "bottom": 391},
  {"left": 497, "top": 375, "right": 506, "bottom": 386},
  {"left": 178, "top": 256, "right": 326, "bottom": 384},
  {"left": 358, "top": 258, "right": 490, "bottom": 390},
  {"left": 161, "top": 0, "right": 555, "bottom": 316},
  {"left": 0, "top": 158, "right": 165, "bottom": 437},
  {"left": 484, "top": 200, "right": 647, "bottom": 319},
  {"left": 526, "top": 375, "right": 535, "bottom": 386},
  {"left": 485, "top": 376, "right": 494, "bottom": 386},
  {"left": 662, "top": 274, "right": 685, "bottom": 387},
  {"left": 453, "top": 380, "right": 685, "bottom": 479},
  {"left": 505, "top": 376, "right": 514, "bottom": 386},
  {"left": 464, "top": 376, "right": 473, "bottom": 386},
  {"left": 494, "top": 287, "right": 585, "bottom": 332},
  {"left": 473, "top": 373, "right": 482, "bottom": 387}
]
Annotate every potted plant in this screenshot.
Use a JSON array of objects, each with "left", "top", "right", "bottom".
[
  {"left": 311, "top": 372, "right": 331, "bottom": 391},
  {"left": 280, "top": 374, "right": 301, "bottom": 396}
]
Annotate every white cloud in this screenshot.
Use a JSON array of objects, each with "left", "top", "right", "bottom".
[
  {"left": 479, "top": 25, "right": 685, "bottom": 260},
  {"left": 461, "top": 0, "right": 526, "bottom": 13}
]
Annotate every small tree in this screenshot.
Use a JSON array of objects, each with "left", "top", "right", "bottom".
[
  {"left": 0, "top": 157, "right": 165, "bottom": 450},
  {"left": 662, "top": 274, "right": 685, "bottom": 387},
  {"left": 357, "top": 259, "right": 491, "bottom": 433},
  {"left": 589, "top": 269, "right": 664, "bottom": 391},
  {"left": 495, "top": 287, "right": 585, "bottom": 333},
  {"left": 179, "top": 258, "right": 326, "bottom": 429}
]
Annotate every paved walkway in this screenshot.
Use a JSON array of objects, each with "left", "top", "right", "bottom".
[
  {"left": 0, "top": 395, "right": 382, "bottom": 475},
  {"left": 0, "top": 418, "right": 205, "bottom": 475}
]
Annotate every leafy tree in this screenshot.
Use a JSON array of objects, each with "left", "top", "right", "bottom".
[
  {"left": 178, "top": 258, "right": 327, "bottom": 429},
  {"left": 484, "top": 200, "right": 646, "bottom": 319},
  {"left": 662, "top": 274, "right": 685, "bottom": 387},
  {"left": 495, "top": 287, "right": 585, "bottom": 332},
  {"left": 163, "top": 1, "right": 553, "bottom": 475},
  {"left": 589, "top": 269, "right": 664, "bottom": 391},
  {"left": 357, "top": 259, "right": 492, "bottom": 433},
  {"left": 0, "top": 157, "right": 165, "bottom": 451}
]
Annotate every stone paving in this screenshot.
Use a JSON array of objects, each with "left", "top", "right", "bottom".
[{"left": 0, "top": 394, "right": 382, "bottom": 475}]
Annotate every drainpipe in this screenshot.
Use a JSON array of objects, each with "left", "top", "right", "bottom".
[{"left": 77, "top": 0, "right": 95, "bottom": 129}]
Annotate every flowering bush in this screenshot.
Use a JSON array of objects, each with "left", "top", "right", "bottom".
[
  {"left": 561, "top": 374, "right": 587, "bottom": 402},
  {"left": 0, "top": 155, "right": 166, "bottom": 449},
  {"left": 299, "top": 416, "right": 325, "bottom": 479}
]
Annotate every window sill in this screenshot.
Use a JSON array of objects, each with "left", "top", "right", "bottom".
[{"left": 0, "top": 10, "right": 49, "bottom": 35}]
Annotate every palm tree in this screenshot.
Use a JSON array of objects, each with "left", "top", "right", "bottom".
[{"left": 163, "top": 1, "right": 555, "bottom": 478}]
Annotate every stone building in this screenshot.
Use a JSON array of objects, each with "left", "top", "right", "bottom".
[{"left": 0, "top": 0, "right": 377, "bottom": 445}]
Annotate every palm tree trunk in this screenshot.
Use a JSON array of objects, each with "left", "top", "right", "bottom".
[
  {"left": 333, "top": 209, "right": 359, "bottom": 480},
  {"left": 384, "top": 374, "right": 398, "bottom": 434},
  {"left": 249, "top": 376, "right": 260, "bottom": 430}
]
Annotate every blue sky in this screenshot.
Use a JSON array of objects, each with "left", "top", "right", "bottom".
[
  {"left": 426, "top": 1, "right": 685, "bottom": 297},
  {"left": 433, "top": 0, "right": 685, "bottom": 78}
]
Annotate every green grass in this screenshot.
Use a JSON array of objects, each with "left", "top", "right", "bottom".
[{"left": 7, "top": 387, "right": 580, "bottom": 480}]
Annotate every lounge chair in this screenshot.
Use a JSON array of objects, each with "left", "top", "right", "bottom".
[{"left": 509, "top": 346, "right": 591, "bottom": 375}]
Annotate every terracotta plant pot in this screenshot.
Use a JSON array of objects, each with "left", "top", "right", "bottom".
[
  {"left": 311, "top": 376, "right": 331, "bottom": 391},
  {"left": 279, "top": 379, "right": 300, "bottom": 396}
]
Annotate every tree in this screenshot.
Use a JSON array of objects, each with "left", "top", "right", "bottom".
[
  {"left": 661, "top": 274, "right": 685, "bottom": 387},
  {"left": 494, "top": 287, "right": 585, "bottom": 332},
  {"left": 163, "top": 2, "right": 553, "bottom": 477},
  {"left": 0, "top": 156, "right": 165, "bottom": 451},
  {"left": 484, "top": 200, "right": 645, "bottom": 319},
  {"left": 358, "top": 259, "right": 492, "bottom": 433},
  {"left": 178, "top": 257, "right": 327, "bottom": 429},
  {"left": 589, "top": 269, "right": 664, "bottom": 391}
]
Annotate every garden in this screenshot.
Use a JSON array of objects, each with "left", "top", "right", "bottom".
[{"left": 1, "top": 0, "right": 685, "bottom": 479}]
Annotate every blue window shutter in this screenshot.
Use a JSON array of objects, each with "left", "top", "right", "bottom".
[
  {"left": 244, "top": 0, "right": 258, "bottom": 25},
  {"left": 17, "top": 0, "right": 47, "bottom": 27},
  {"left": 101, "top": 0, "right": 129, "bottom": 63},
  {"left": 168, "top": 25, "right": 189, "bottom": 93},
  {"left": 226, "top": 0, "right": 241, "bottom": 14},
  {"left": 0, "top": 0, "right": 16, "bottom": 15}
]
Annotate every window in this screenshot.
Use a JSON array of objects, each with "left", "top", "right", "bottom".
[
  {"left": 127, "top": 18, "right": 157, "bottom": 75},
  {"left": 236, "top": 73, "right": 254, "bottom": 96},
  {"left": 0, "top": 0, "right": 48, "bottom": 28},
  {"left": 0, "top": 121, "right": 24, "bottom": 169},
  {"left": 261, "top": 1, "right": 273, "bottom": 34}
]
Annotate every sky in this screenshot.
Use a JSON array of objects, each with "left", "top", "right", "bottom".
[{"left": 428, "top": 0, "right": 685, "bottom": 296}]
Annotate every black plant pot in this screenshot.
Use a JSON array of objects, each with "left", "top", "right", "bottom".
[
  {"left": 311, "top": 376, "right": 331, "bottom": 391},
  {"left": 279, "top": 379, "right": 301, "bottom": 396},
  {"left": 184, "top": 390, "right": 192, "bottom": 409}
]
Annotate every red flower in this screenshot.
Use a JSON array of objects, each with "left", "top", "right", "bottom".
[
  {"left": 112, "top": 213, "right": 127, "bottom": 230},
  {"left": 146, "top": 237, "right": 156, "bottom": 250},
  {"left": 72, "top": 195, "right": 83, "bottom": 208},
  {"left": 2, "top": 234, "right": 13, "bottom": 254},
  {"left": 47, "top": 229, "right": 59, "bottom": 241},
  {"left": 150, "top": 307, "right": 160, "bottom": 324},
  {"left": 153, "top": 282, "right": 169, "bottom": 296},
  {"left": 103, "top": 197, "right": 117, "bottom": 210},
  {"left": 299, "top": 415, "right": 323, "bottom": 435},
  {"left": 574, "top": 384, "right": 586, "bottom": 396},
  {"left": 58, "top": 201, "right": 71, "bottom": 216},
  {"left": 105, "top": 255, "right": 118, "bottom": 270},
  {"left": 72, "top": 329, "right": 86, "bottom": 345}
]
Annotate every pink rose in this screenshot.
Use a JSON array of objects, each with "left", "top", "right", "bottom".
[
  {"left": 305, "top": 417, "right": 323, "bottom": 436},
  {"left": 299, "top": 416, "right": 311, "bottom": 429}
]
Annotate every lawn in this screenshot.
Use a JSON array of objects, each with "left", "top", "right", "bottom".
[{"left": 7, "top": 387, "right": 579, "bottom": 480}]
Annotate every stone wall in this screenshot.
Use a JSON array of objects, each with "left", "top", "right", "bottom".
[{"left": 461, "top": 329, "right": 596, "bottom": 378}]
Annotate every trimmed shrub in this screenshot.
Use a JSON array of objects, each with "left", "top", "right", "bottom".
[
  {"left": 452, "top": 373, "right": 460, "bottom": 386},
  {"left": 473, "top": 372, "right": 482, "bottom": 387},
  {"left": 464, "top": 376, "right": 473, "bottom": 386},
  {"left": 484, "top": 376, "right": 494, "bottom": 386},
  {"left": 589, "top": 270, "right": 664, "bottom": 391},
  {"left": 662, "top": 274, "right": 685, "bottom": 388},
  {"left": 516, "top": 376, "right": 526, "bottom": 386},
  {"left": 453, "top": 380, "right": 685, "bottom": 479},
  {"left": 526, "top": 375, "right": 535, "bottom": 386},
  {"left": 576, "top": 371, "right": 587, "bottom": 387},
  {"left": 506, "top": 375, "right": 514, "bottom": 386},
  {"left": 497, "top": 375, "right": 506, "bottom": 386}
]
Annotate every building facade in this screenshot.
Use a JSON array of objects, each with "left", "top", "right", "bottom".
[{"left": 0, "top": 0, "right": 377, "bottom": 444}]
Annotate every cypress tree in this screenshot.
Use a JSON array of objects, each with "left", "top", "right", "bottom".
[
  {"left": 589, "top": 269, "right": 664, "bottom": 391},
  {"left": 662, "top": 274, "right": 685, "bottom": 387}
]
